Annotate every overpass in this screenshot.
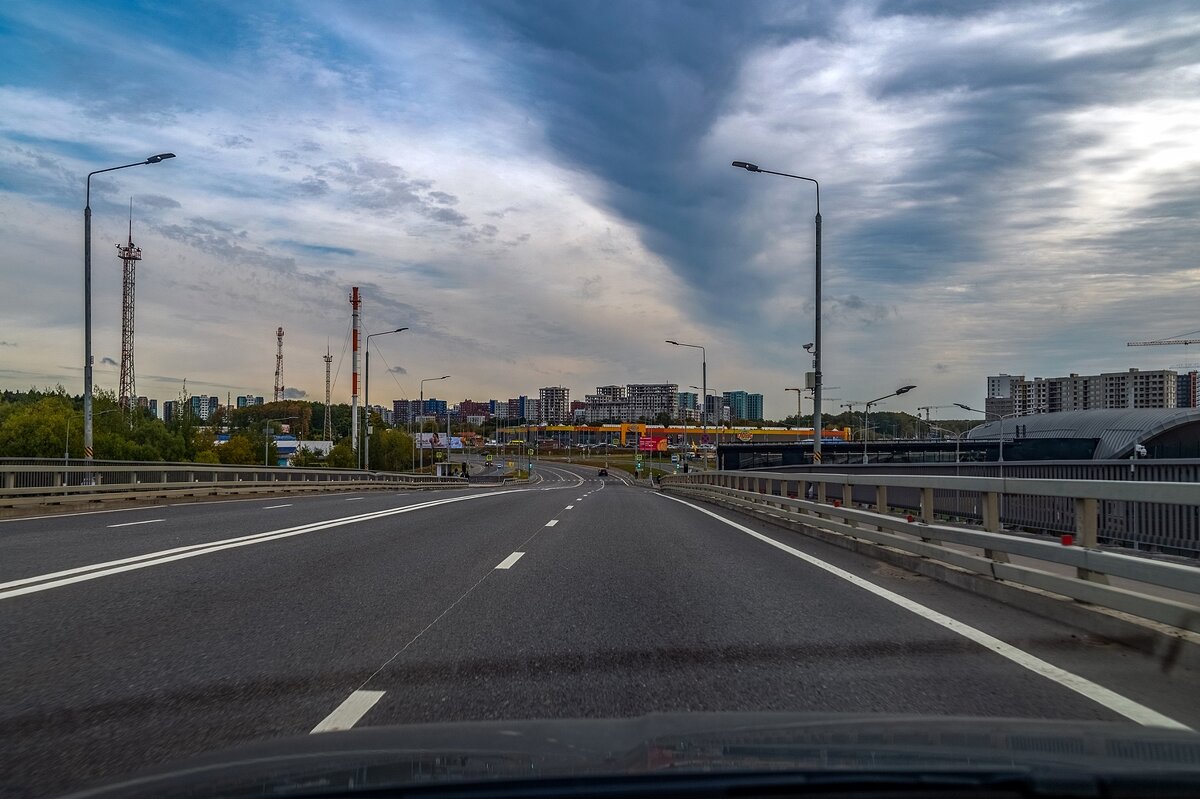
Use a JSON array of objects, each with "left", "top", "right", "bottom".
[{"left": 1, "top": 461, "right": 1197, "bottom": 795}]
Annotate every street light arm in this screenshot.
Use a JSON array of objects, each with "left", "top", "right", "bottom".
[
  {"left": 86, "top": 154, "right": 176, "bottom": 206},
  {"left": 731, "top": 162, "right": 819, "bottom": 214}
]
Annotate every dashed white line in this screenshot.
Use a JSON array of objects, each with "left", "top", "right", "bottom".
[
  {"left": 659, "top": 492, "right": 1191, "bottom": 731},
  {"left": 263, "top": 504, "right": 292, "bottom": 509},
  {"left": 105, "top": 519, "right": 164, "bottom": 528},
  {"left": 495, "top": 551, "right": 525, "bottom": 569},
  {"left": 565, "top": 505, "right": 574, "bottom": 510},
  {"left": 344, "top": 497, "right": 364, "bottom": 501},
  {"left": 311, "top": 690, "right": 385, "bottom": 733},
  {"left": 545, "top": 519, "right": 559, "bottom": 527}
]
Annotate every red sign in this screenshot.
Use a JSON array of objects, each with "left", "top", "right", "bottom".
[{"left": 638, "top": 436, "right": 668, "bottom": 452}]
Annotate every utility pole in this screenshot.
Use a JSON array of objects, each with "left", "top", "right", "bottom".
[{"left": 323, "top": 344, "right": 333, "bottom": 441}]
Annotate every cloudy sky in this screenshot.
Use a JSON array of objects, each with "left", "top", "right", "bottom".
[{"left": 2, "top": 0, "right": 1198, "bottom": 420}]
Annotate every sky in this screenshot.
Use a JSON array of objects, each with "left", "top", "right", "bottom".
[{"left": 1, "top": 0, "right": 1198, "bottom": 421}]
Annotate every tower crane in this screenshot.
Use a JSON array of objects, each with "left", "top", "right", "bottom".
[{"left": 1127, "top": 329, "right": 1200, "bottom": 347}]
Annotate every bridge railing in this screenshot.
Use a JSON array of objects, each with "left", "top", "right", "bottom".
[
  {"left": 0, "top": 460, "right": 465, "bottom": 507},
  {"left": 659, "top": 470, "right": 1200, "bottom": 634}
]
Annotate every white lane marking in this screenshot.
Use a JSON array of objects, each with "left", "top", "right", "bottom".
[
  {"left": 659, "top": 493, "right": 1191, "bottom": 731},
  {"left": 344, "top": 497, "right": 364, "bottom": 501},
  {"left": 495, "top": 551, "right": 525, "bottom": 570},
  {"left": 0, "top": 505, "right": 160, "bottom": 524},
  {"left": 565, "top": 505, "right": 574, "bottom": 510},
  {"left": 1, "top": 491, "right": 529, "bottom": 601},
  {"left": 311, "top": 690, "right": 385, "bottom": 733},
  {"left": 545, "top": 519, "right": 559, "bottom": 527},
  {"left": 263, "top": 504, "right": 292, "bottom": 509},
  {"left": 105, "top": 519, "right": 164, "bottom": 528},
  {"left": 576, "top": 498, "right": 584, "bottom": 502}
]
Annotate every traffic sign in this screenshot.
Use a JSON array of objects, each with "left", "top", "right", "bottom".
[{"left": 527, "top": 447, "right": 534, "bottom": 456}]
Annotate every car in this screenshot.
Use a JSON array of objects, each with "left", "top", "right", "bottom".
[{"left": 597, "top": 468, "right": 608, "bottom": 477}]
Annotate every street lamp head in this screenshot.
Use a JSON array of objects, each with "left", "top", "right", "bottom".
[
  {"left": 145, "top": 153, "right": 176, "bottom": 164},
  {"left": 896, "top": 385, "right": 917, "bottom": 395},
  {"left": 665, "top": 340, "right": 678, "bottom": 346},
  {"left": 731, "top": 161, "right": 760, "bottom": 172},
  {"left": 954, "top": 403, "right": 972, "bottom": 411},
  {"left": 439, "top": 375, "right": 450, "bottom": 380},
  {"left": 394, "top": 327, "right": 409, "bottom": 333}
]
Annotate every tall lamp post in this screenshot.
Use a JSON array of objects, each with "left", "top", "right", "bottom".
[
  {"left": 732, "top": 161, "right": 823, "bottom": 465},
  {"left": 785, "top": 387, "right": 803, "bottom": 442},
  {"left": 83, "top": 153, "right": 176, "bottom": 466},
  {"left": 264, "top": 416, "right": 299, "bottom": 466},
  {"left": 418, "top": 375, "right": 449, "bottom": 472},
  {"left": 954, "top": 404, "right": 1018, "bottom": 464},
  {"left": 862, "top": 385, "right": 917, "bottom": 464},
  {"left": 665, "top": 340, "right": 706, "bottom": 447},
  {"left": 690, "top": 385, "right": 724, "bottom": 468},
  {"left": 363, "top": 327, "right": 408, "bottom": 470}
]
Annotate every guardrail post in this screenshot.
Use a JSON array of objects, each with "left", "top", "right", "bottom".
[
  {"left": 1074, "top": 496, "right": 1107, "bottom": 583},
  {"left": 921, "top": 487, "right": 934, "bottom": 523},
  {"left": 875, "top": 485, "right": 887, "bottom": 514},
  {"left": 5, "top": 472, "right": 14, "bottom": 490},
  {"left": 981, "top": 491, "right": 1009, "bottom": 562},
  {"left": 843, "top": 478, "right": 853, "bottom": 510},
  {"left": 816, "top": 480, "right": 826, "bottom": 503}
]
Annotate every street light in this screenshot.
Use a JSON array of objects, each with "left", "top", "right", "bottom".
[
  {"left": 264, "top": 416, "right": 299, "bottom": 466},
  {"left": 666, "top": 340, "right": 707, "bottom": 450},
  {"left": 418, "top": 375, "right": 450, "bottom": 472},
  {"left": 785, "top": 387, "right": 803, "bottom": 442},
  {"left": 690, "top": 385, "right": 725, "bottom": 468},
  {"left": 954, "top": 403, "right": 1019, "bottom": 464},
  {"left": 83, "top": 153, "right": 176, "bottom": 466},
  {"left": 862, "top": 385, "right": 917, "bottom": 464},
  {"left": 732, "top": 160, "right": 824, "bottom": 465},
  {"left": 363, "top": 327, "right": 408, "bottom": 470}
]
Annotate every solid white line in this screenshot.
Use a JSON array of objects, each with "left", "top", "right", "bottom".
[
  {"left": 659, "top": 493, "right": 1191, "bottom": 731},
  {"left": 495, "top": 551, "right": 525, "bottom": 570},
  {"left": 0, "top": 505, "right": 160, "bottom": 524},
  {"left": 1, "top": 491, "right": 537, "bottom": 601},
  {"left": 263, "top": 504, "right": 292, "bottom": 509},
  {"left": 105, "top": 519, "right": 164, "bottom": 528},
  {"left": 344, "top": 497, "right": 364, "bottom": 501},
  {"left": 545, "top": 519, "right": 558, "bottom": 527},
  {"left": 565, "top": 505, "right": 574, "bottom": 510},
  {"left": 311, "top": 690, "right": 385, "bottom": 733}
]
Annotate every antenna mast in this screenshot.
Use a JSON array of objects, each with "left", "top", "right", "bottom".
[
  {"left": 323, "top": 343, "right": 334, "bottom": 441},
  {"left": 116, "top": 199, "right": 142, "bottom": 414},
  {"left": 273, "top": 327, "right": 285, "bottom": 402}
]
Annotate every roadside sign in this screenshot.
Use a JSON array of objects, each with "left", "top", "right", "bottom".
[
  {"left": 671, "top": 454, "right": 679, "bottom": 463},
  {"left": 527, "top": 447, "right": 534, "bottom": 456}
]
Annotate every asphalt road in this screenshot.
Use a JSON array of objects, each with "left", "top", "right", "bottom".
[{"left": 2, "top": 462, "right": 1197, "bottom": 796}]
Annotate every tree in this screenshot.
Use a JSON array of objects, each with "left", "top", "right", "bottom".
[
  {"left": 218, "top": 433, "right": 259, "bottom": 465},
  {"left": 0, "top": 395, "right": 74, "bottom": 458},
  {"left": 369, "top": 427, "right": 413, "bottom": 472},
  {"left": 326, "top": 439, "right": 355, "bottom": 468}
]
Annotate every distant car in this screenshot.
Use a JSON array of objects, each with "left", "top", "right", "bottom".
[{"left": 597, "top": 468, "right": 608, "bottom": 477}]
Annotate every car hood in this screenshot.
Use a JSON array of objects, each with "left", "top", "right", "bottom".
[{"left": 63, "top": 712, "right": 1200, "bottom": 798}]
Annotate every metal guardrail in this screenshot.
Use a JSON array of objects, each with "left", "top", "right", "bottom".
[
  {"left": 0, "top": 461, "right": 466, "bottom": 508},
  {"left": 740, "top": 460, "right": 1200, "bottom": 556},
  {"left": 660, "top": 471, "right": 1200, "bottom": 634}
]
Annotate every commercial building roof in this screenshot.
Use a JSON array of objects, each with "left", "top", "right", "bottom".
[{"left": 964, "top": 408, "right": 1200, "bottom": 459}]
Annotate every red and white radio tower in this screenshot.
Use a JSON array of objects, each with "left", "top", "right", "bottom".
[
  {"left": 116, "top": 201, "right": 142, "bottom": 412},
  {"left": 273, "top": 326, "right": 285, "bottom": 402}
]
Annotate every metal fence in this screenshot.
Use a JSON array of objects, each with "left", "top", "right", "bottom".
[
  {"left": 0, "top": 459, "right": 465, "bottom": 507},
  {"left": 736, "top": 460, "right": 1200, "bottom": 557}
]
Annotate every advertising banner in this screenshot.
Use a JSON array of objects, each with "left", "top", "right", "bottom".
[
  {"left": 638, "top": 436, "right": 669, "bottom": 452},
  {"left": 418, "top": 432, "right": 464, "bottom": 450}
]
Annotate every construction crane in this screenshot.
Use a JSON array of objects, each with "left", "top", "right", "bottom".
[
  {"left": 273, "top": 327, "right": 285, "bottom": 402},
  {"left": 116, "top": 200, "right": 142, "bottom": 414},
  {"left": 1127, "top": 330, "right": 1200, "bottom": 347}
]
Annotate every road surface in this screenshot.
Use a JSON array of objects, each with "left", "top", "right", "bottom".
[{"left": 2, "top": 462, "right": 1196, "bottom": 796}]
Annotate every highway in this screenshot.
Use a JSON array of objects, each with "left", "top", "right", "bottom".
[{"left": 2, "top": 462, "right": 1197, "bottom": 796}]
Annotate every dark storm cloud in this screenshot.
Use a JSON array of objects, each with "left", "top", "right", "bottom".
[
  {"left": 137, "top": 194, "right": 182, "bottom": 209},
  {"left": 0, "top": 341, "right": 16, "bottom": 347},
  {"left": 221, "top": 134, "right": 253, "bottom": 149},
  {"left": 100, "top": 357, "right": 117, "bottom": 366},
  {"left": 283, "top": 387, "right": 308, "bottom": 399},
  {"left": 389, "top": 366, "right": 407, "bottom": 374}
]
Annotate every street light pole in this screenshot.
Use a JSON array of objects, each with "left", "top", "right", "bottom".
[
  {"left": 666, "top": 340, "right": 706, "bottom": 448},
  {"left": 83, "top": 153, "right": 176, "bottom": 467},
  {"left": 732, "top": 161, "right": 822, "bottom": 465},
  {"left": 954, "top": 404, "right": 1017, "bottom": 464},
  {"left": 785, "top": 387, "right": 803, "bottom": 442},
  {"left": 419, "top": 375, "right": 449, "bottom": 473},
  {"left": 363, "top": 327, "right": 408, "bottom": 470},
  {"left": 862, "top": 385, "right": 918, "bottom": 464}
]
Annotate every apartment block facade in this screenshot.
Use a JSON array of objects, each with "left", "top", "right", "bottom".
[{"left": 986, "top": 369, "right": 1179, "bottom": 416}]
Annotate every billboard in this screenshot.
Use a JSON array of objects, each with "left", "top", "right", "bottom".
[
  {"left": 418, "top": 432, "right": 464, "bottom": 450},
  {"left": 638, "top": 436, "right": 669, "bottom": 452}
]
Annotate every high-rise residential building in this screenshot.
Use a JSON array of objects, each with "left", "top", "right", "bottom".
[
  {"left": 627, "top": 383, "right": 678, "bottom": 421},
  {"left": 148, "top": 398, "right": 158, "bottom": 419},
  {"left": 986, "top": 369, "right": 1178, "bottom": 417},
  {"left": 677, "top": 391, "right": 698, "bottom": 411},
  {"left": 1177, "top": 372, "right": 1199, "bottom": 408},
  {"left": 723, "top": 391, "right": 762, "bottom": 421},
  {"left": 208, "top": 396, "right": 220, "bottom": 419},
  {"left": 459, "top": 399, "right": 492, "bottom": 420},
  {"left": 584, "top": 385, "right": 628, "bottom": 423},
  {"left": 704, "top": 393, "right": 729, "bottom": 424},
  {"left": 570, "top": 400, "right": 587, "bottom": 422},
  {"left": 162, "top": 400, "right": 178, "bottom": 424},
  {"left": 746, "top": 393, "right": 764, "bottom": 421},
  {"left": 525, "top": 398, "right": 541, "bottom": 422},
  {"left": 539, "top": 386, "right": 570, "bottom": 424}
]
